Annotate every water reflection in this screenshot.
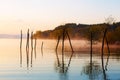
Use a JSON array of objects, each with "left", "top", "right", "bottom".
[
  {"left": 101, "top": 29, "right": 109, "bottom": 80},
  {"left": 17, "top": 38, "right": 120, "bottom": 80},
  {"left": 54, "top": 51, "right": 74, "bottom": 73},
  {"left": 59, "top": 73, "right": 69, "bottom": 80},
  {"left": 54, "top": 51, "right": 74, "bottom": 80},
  {"left": 101, "top": 55, "right": 107, "bottom": 80},
  {"left": 82, "top": 61, "right": 102, "bottom": 80},
  {"left": 112, "top": 53, "right": 120, "bottom": 61},
  {"left": 41, "top": 41, "right": 44, "bottom": 57},
  {"left": 104, "top": 34, "right": 111, "bottom": 71}
]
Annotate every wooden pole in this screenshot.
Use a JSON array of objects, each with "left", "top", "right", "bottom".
[
  {"left": 101, "top": 28, "right": 107, "bottom": 80},
  {"left": 31, "top": 31, "right": 33, "bottom": 67},
  {"left": 90, "top": 32, "right": 93, "bottom": 80},
  {"left": 20, "top": 30, "right": 22, "bottom": 67},
  {"left": 26, "top": 29, "right": 29, "bottom": 68},
  {"left": 34, "top": 38, "right": 37, "bottom": 59},
  {"left": 62, "top": 28, "right": 65, "bottom": 73},
  {"left": 41, "top": 41, "right": 44, "bottom": 56},
  {"left": 90, "top": 32, "right": 92, "bottom": 66},
  {"left": 105, "top": 36, "right": 110, "bottom": 71},
  {"left": 65, "top": 31, "right": 74, "bottom": 52},
  {"left": 55, "top": 36, "right": 61, "bottom": 52}
]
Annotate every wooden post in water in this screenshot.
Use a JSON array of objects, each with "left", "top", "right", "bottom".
[
  {"left": 26, "top": 29, "right": 30, "bottom": 68},
  {"left": 101, "top": 28, "right": 107, "bottom": 80},
  {"left": 55, "top": 28, "right": 74, "bottom": 73},
  {"left": 90, "top": 32, "right": 93, "bottom": 80},
  {"left": 34, "top": 37, "right": 37, "bottom": 59},
  {"left": 55, "top": 50, "right": 60, "bottom": 67},
  {"left": 55, "top": 36, "right": 61, "bottom": 52},
  {"left": 65, "top": 30, "right": 74, "bottom": 52},
  {"left": 20, "top": 30, "right": 22, "bottom": 67},
  {"left": 105, "top": 36, "right": 110, "bottom": 71},
  {"left": 31, "top": 31, "right": 33, "bottom": 67},
  {"left": 62, "top": 28, "right": 65, "bottom": 73},
  {"left": 90, "top": 32, "right": 92, "bottom": 66},
  {"left": 41, "top": 41, "right": 44, "bottom": 56}
]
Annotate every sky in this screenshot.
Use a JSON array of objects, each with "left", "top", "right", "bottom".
[{"left": 0, "top": 0, "right": 120, "bottom": 34}]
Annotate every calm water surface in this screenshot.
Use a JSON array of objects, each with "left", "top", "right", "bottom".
[{"left": 0, "top": 39, "right": 120, "bottom": 80}]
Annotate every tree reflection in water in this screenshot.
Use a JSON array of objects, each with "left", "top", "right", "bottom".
[
  {"left": 82, "top": 61, "right": 102, "bottom": 80},
  {"left": 54, "top": 51, "right": 74, "bottom": 80},
  {"left": 82, "top": 29, "right": 110, "bottom": 80}
]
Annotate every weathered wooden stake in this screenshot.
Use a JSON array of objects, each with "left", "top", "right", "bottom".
[
  {"left": 55, "top": 28, "right": 74, "bottom": 73},
  {"left": 90, "top": 32, "right": 93, "bottom": 64},
  {"left": 66, "top": 31, "right": 74, "bottom": 52},
  {"left": 90, "top": 32, "right": 93, "bottom": 80},
  {"left": 101, "top": 28, "right": 107, "bottom": 80},
  {"left": 55, "top": 36, "right": 61, "bottom": 52},
  {"left": 34, "top": 38, "right": 37, "bottom": 59},
  {"left": 41, "top": 41, "right": 44, "bottom": 56},
  {"left": 55, "top": 51, "right": 60, "bottom": 66},
  {"left": 105, "top": 36, "right": 110, "bottom": 71},
  {"left": 20, "top": 30, "right": 22, "bottom": 67},
  {"left": 31, "top": 31, "right": 33, "bottom": 67},
  {"left": 62, "top": 29, "right": 65, "bottom": 73},
  {"left": 26, "top": 29, "right": 29, "bottom": 68}
]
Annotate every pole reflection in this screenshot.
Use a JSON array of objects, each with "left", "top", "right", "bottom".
[
  {"left": 54, "top": 51, "right": 74, "bottom": 73},
  {"left": 82, "top": 61, "right": 102, "bottom": 80},
  {"left": 54, "top": 51, "right": 74, "bottom": 80}
]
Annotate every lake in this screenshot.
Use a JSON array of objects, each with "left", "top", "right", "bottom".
[{"left": 0, "top": 39, "right": 120, "bottom": 80}]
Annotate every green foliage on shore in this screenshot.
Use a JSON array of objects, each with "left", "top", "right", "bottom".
[{"left": 33, "top": 22, "right": 120, "bottom": 44}]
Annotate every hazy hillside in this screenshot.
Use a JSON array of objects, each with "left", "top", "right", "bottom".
[
  {"left": 33, "top": 22, "right": 120, "bottom": 44},
  {"left": 0, "top": 34, "right": 26, "bottom": 39}
]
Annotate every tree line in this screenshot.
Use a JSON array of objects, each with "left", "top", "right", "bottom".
[{"left": 33, "top": 22, "right": 120, "bottom": 44}]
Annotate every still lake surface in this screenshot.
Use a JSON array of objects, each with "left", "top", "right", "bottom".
[{"left": 0, "top": 39, "right": 120, "bottom": 80}]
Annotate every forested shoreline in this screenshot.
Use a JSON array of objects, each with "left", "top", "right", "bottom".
[{"left": 33, "top": 22, "right": 120, "bottom": 44}]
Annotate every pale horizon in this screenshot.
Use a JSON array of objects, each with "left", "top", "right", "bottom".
[{"left": 0, "top": 0, "right": 120, "bottom": 34}]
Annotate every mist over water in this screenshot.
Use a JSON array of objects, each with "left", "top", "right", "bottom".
[{"left": 0, "top": 39, "right": 120, "bottom": 80}]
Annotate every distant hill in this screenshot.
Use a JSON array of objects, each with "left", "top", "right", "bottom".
[
  {"left": 0, "top": 34, "right": 26, "bottom": 39},
  {"left": 33, "top": 23, "right": 89, "bottom": 39},
  {"left": 33, "top": 22, "right": 120, "bottom": 44}
]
